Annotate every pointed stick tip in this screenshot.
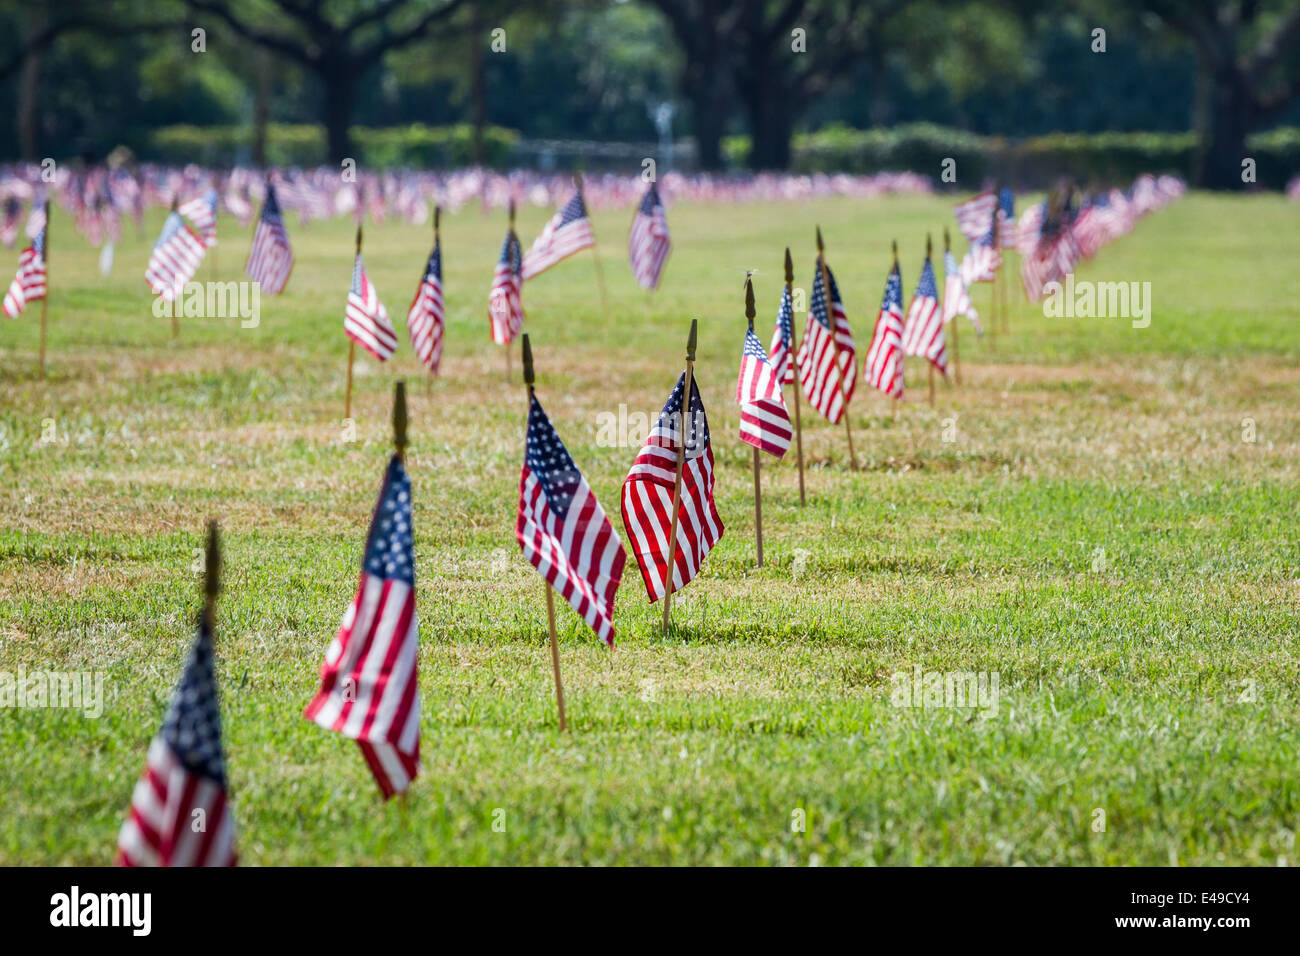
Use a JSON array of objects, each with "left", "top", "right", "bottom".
[
  {"left": 392, "top": 381, "right": 408, "bottom": 455},
  {"left": 686, "top": 319, "right": 698, "bottom": 361},
  {"left": 521, "top": 333, "right": 535, "bottom": 387},
  {"left": 203, "top": 520, "right": 220, "bottom": 604}
]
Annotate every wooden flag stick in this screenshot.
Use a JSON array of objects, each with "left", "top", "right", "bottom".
[
  {"left": 522, "top": 333, "right": 567, "bottom": 731},
  {"left": 392, "top": 380, "right": 408, "bottom": 462},
  {"left": 38, "top": 201, "right": 49, "bottom": 380},
  {"left": 661, "top": 318, "right": 697, "bottom": 633},
  {"left": 575, "top": 172, "right": 610, "bottom": 324},
  {"left": 202, "top": 518, "right": 220, "bottom": 634},
  {"left": 945, "top": 228, "right": 961, "bottom": 386},
  {"left": 345, "top": 226, "right": 361, "bottom": 420},
  {"left": 817, "top": 226, "right": 857, "bottom": 470},
  {"left": 784, "top": 247, "right": 806, "bottom": 506},
  {"left": 745, "top": 276, "right": 763, "bottom": 568}
]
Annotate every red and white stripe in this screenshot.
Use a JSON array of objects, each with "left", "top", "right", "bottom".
[
  {"left": 942, "top": 249, "right": 981, "bottom": 334},
  {"left": 737, "top": 327, "right": 792, "bottom": 457},
  {"left": 628, "top": 186, "right": 670, "bottom": 290},
  {"left": 406, "top": 250, "right": 444, "bottom": 374},
  {"left": 145, "top": 212, "right": 206, "bottom": 302},
  {"left": 954, "top": 191, "right": 998, "bottom": 242},
  {"left": 621, "top": 375, "right": 723, "bottom": 602},
  {"left": 3, "top": 246, "right": 45, "bottom": 319},
  {"left": 864, "top": 266, "right": 905, "bottom": 399},
  {"left": 900, "top": 260, "right": 947, "bottom": 375},
  {"left": 796, "top": 261, "right": 856, "bottom": 424},
  {"left": 345, "top": 254, "right": 398, "bottom": 361}
]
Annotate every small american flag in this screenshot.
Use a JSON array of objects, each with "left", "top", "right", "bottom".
[
  {"left": 767, "top": 284, "right": 795, "bottom": 384},
  {"left": 145, "top": 209, "right": 206, "bottom": 302},
  {"left": 179, "top": 188, "right": 219, "bottom": 247},
  {"left": 796, "top": 259, "right": 855, "bottom": 424},
  {"left": 628, "top": 182, "right": 670, "bottom": 290},
  {"left": 345, "top": 253, "right": 397, "bottom": 361},
  {"left": 864, "top": 264, "right": 905, "bottom": 399},
  {"left": 997, "top": 188, "right": 1017, "bottom": 248},
  {"left": 115, "top": 616, "right": 236, "bottom": 867},
  {"left": 961, "top": 215, "right": 1002, "bottom": 285},
  {"left": 522, "top": 191, "right": 594, "bottom": 279},
  {"left": 621, "top": 372, "right": 724, "bottom": 602},
  {"left": 305, "top": 455, "right": 421, "bottom": 799},
  {"left": 489, "top": 228, "right": 524, "bottom": 345},
  {"left": 737, "top": 326, "right": 792, "bottom": 457},
  {"left": 901, "top": 256, "right": 947, "bottom": 374},
  {"left": 406, "top": 240, "right": 444, "bottom": 374},
  {"left": 245, "top": 182, "right": 293, "bottom": 295},
  {"left": 2, "top": 205, "right": 46, "bottom": 319},
  {"left": 942, "top": 248, "right": 982, "bottom": 334},
  {"left": 517, "top": 394, "right": 627, "bottom": 646},
  {"left": 954, "top": 191, "right": 998, "bottom": 243}
]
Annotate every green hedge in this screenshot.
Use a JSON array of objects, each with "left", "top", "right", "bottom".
[
  {"left": 145, "top": 123, "right": 520, "bottom": 168},
  {"left": 760, "top": 123, "right": 1297, "bottom": 189}
]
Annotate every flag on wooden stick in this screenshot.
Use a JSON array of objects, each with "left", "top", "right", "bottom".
[
  {"left": 768, "top": 282, "right": 796, "bottom": 384},
  {"left": 179, "top": 188, "right": 219, "bottom": 247},
  {"left": 345, "top": 252, "right": 397, "bottom": 361},
  {"left": 489, "top": 226, "right": 524, "bottom": 345},
  {"left": 901, "top": 252, "right": 947, "bottom": 375},
  {"left": 116, "top": 523, "right": 236, "bottom": 867},
  {"left": 943, "top": 247, "right": 982, "bottom": 335},
  {"left": 145, "top": 207, "right": 205, "bottom": 302},
  {"left": 737, "top": 325, "right": 792, "bottom": 458},
  {"left": 2, "top": 203, "right": 46, "bottom": 319},
  {"left": 305, "top": 447, "right": 421, "bottom": 799},
  {"left": 621, "top": 347, "right": 723, "bottom": 603},
  {"left": 516, "top": 387, "right": 627, "bottom": 647},
  {"left": 864, "top": 260, "right": 905, "bottom": 399},
  {"left": 407, "top": 228, "right": 444, "bottom": 374},
  {"left": 953, "top": 190, "right": 998, "bottom": 243},
  {"left": 796, "top": 256, "right": 855, "bottom": 424}
]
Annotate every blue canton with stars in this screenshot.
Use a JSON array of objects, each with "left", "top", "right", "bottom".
[
  {"left": 881, "top": 264, "right": 903, "bottom": 312},
  {"left": 915, "top": 257, "right": 937, "bottom": 299},
  {"left": 498, "top": 231, "right": 521, "bottom": 276},
  {"left": 999, "top": 188, "right": 1015, "bottom": 219},
  {"left": 160, "top": 618, "right": 227, "bottom": 784},
  {"left": 638, "top": 183, "right": 661, "bottom": 216},
  {"left": 810, "top": 260, "right": 843, "bottom": 330},
  {"left": 424, "top": 240, "right": 442, "bottom": 282},
  {"left": 743, "top": 327, "right": 769, "bottom": 361},
  {"left": 363, "top": 456, "right": 415, "bottom": 587},
  {"left": 526, "top": 396, "right": 583, "bottom": 521},
  {"left": 776, "top": 285, "right": 793, "bottom": 344},
  {"left": 657, "top": 373, "right": 710, "bottom": 457},
  {"left": 558, "top": 192, "right": 588, "bottom": 226},
  {"left": 262, "top": 182, "right": 283, "bottom": 224}
]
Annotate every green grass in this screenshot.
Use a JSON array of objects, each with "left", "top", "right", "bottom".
[{"left": 0, "top": 192, "right": 1298, "bottom": 865}]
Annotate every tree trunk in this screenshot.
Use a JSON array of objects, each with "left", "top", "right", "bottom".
[
  {"left": 746, "top": 89, "right": 794, "bottom": 170},
  {"left": 1200, "top": 64, "right": 1254, "bottom": 190},
  {"left": 323, "top": 66, "right": 356, "bottom": 163}
]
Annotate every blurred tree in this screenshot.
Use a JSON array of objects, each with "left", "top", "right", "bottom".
[
  {"left": 184, "top": 0, "right": 489, "bottom": 161},
  {"left": 1136, "top": 0, "right": 1300, "bottom": 188}
]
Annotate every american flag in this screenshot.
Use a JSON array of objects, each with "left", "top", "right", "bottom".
[
  {"left": 767, "top": 284, "right": 795, "bottom": 385},
  {"left": 489, "top": 228, "right": 524, "bottom": 345},
  {"left": 145, "top": 209, "right": 205, "bottom": 302},
  {"left": 864, "top": 263, "right": 905, "bottom": 399},
  {"left": 621, "top": 372, "right": 723, "bottom": 602},
  {"left": 115, "top": 617, "right": 237, "bottom": 867},
  {"left": 954, "top": 191, "right": 998, "bottom": 243},
  {"left": 179, "top": 188, "right": 219, "bottom": 247},
  {"left": 406, "top": 240, "right": 444, "bottom": 374},
  {"left": 628, "top": 182, "right": 670, "bottom": 290},
  {"left": 737, "top": 326, "right": 792, "bottom": 457},
  {"left": 961, "top": 214, "right": 1002, "bottom": 285},
  {"left": 521, "top": 191, "right": 594, "bottom": 279},
  {"left": 245, "top": 182, "right": 293, "bottom": 295},
  {"left": 2, "top": 205, "right": 46, "bottom": 319},
  {"left": 345, "top": 253, "right": 397, "bottom": 361},
  {"left": 942, "top": 248, "right": 982, "bottom": 334},
  {"left": 901, "top": 256, "right": 947, "bottom": 374},
  {"left": 305, "top": 455, "right": 421, "bottom": 799},
  {"left": 516, "top": 394, "right": 627, "bottom": 646},
  {"left": 796, "top": 259, "right": 855, "bottom": 424}
]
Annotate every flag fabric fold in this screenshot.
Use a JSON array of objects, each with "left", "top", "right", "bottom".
[
  {"left": 489, "top": 229, "right": 525, "bottom": 345},
  {"left": 767, "top": 284, "right": 795, "bottom": 385},
  {"left": 407, "top": 240, "right": 444, "bottom": 374},
  {"left": 305, "top": 455, "right": 421, "bottom": 799},
  {"left": 345, "top": 252, "right": 397, "bottom": 361},
  {"left": 116, "top": 616, "right": 236, "bottom": 867},
  {"left": 179, "top": 189, "right": 219, "bottom": 247},
  {"left": 521, "top": 191, "right": 594, "bottom": 279},
  {"left": 864, "top": 263, "right": 905, "bottom": 399},
  {"left": 942, "top": 248, "right": 982, "bottom": 335},
  {"left": 796, "top": 259, "right": 855, "bottom": 424},
  {"left": 145, "top": 209, "right": 206, "bottom": 302},
  {"left": 737, "top": 326, "right": 792, "bottom": 457},
  {"left": 901, "top": 256, "right": 947, "bottom": 375},
  {"left": 2, "top": 206, "right": 46, "bottom": 319},
  {"left": 621, "top": 372, "right": 723, "bottom": 602},
  {"left": 246, "top": 182, "right": 293, "bottom": 294},
  {"left": 628, "top": 182, "right": 670, "bottom": 290},
  {"left": 516, "top": 395, "right": 627, "bottom": 646}
]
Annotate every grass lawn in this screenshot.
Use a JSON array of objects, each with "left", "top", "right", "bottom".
[{"left": 0, "top": 191, "right": 1297, "bottom": 865}]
